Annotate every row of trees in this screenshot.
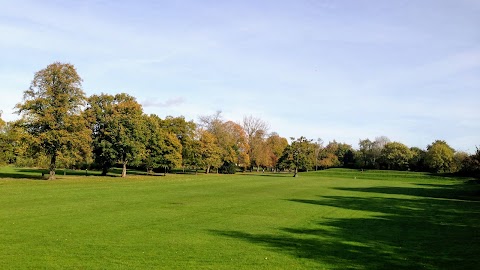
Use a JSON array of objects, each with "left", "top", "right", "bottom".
[
  {"left": 277, "top": 136, "right": 480, "bottom": 177},
  {"left": 0, "top": 63, "right": 291, "bottom": 179},
  {"left": 1, "top": 62, "right": 479, "bottom": 179}
]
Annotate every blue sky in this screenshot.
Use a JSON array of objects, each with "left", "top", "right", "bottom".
[{"left": 1, "top": 0, "right": 479, "bottom": 152}]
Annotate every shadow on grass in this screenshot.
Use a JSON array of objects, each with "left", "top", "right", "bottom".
[
  {"left": 0, "top": 167, "right": 145, "bottom": 180},
  {"left": 211, "top": 183, "right": 480, "bottom": 269},
  {"left": 334, "top": 182, "right": 480, "bottom": 201},
  {"left": 238, "top": 172, "right": 295, "bottom": 178},
  {"left": 17, "top": 168, "right": 99, "bottom": 176},
  {"left": 312, "top": 169, "right": 468, "bottom": 183},
  {"left": 0, "top": 168, "right": 95, "bottom": 180},
  {"left": 0, "top": 171, "right": 43, "bottom": 180}
]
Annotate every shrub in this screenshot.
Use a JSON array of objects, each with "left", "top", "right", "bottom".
[{"left": 219, "top": 162, "right": 237, "bottom": 174}]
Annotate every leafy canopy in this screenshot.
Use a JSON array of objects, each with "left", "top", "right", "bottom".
[{"left": 14, "top": 62, "right": 91, "bottom": 179}]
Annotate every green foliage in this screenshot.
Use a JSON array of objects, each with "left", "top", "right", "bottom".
[
  {"left": 159, "top": 132, "right": 183, "bottom": 172},
  {"left": 199, "top": 112, "right": 251, "bottom": 170},
  {"left": 357, "top": 138, "right": 374, "bottom": 168},
  {"left": 279, "top": 136, "right": 313, "bottom": 176},
  {"left": 425, "top": 140, "right": 455, "bottom": 173},
  {"left": 198, "top": 130, "right": 222, "bottom": 173},
  {"left": 381, "top": 142, "right": 413, "bottom": 170},
  {"left": 3, "top": 61, "right": 476, "bottom": 178},
  {"left": 357, "top": 137, "right": 390, "bottom": 169},
  {"left": 452, "top": 151, "right": 469, "bottom": 173},
  {"left": 159, "top": 116, "right": 196, "bottom": 168},
  {"left": 0, "top": 121, "right": 48, "bottom": 167},
  {"left": 87, "top": 93, "right": 145, "bottom": 177},
  {"left": 14, "top": 62, "right": 91, "bottom": 179},
  {"left": 219, "top": 161, "right": 237, "bottom": 174},
  {"left": 325, "top": 140, "right": 354, "bottom": 167},
  {"left": 160, "top": 116, "right": 196, "bottom": 142},
  {"left": 182, "top": 136, "right": 202, "bottom": 172},
  {"left": 409, "top": 147, "right": 426, "bottom": 171},
  {"left": 143, "top": 115, "right": 182, "bottom": 174}
]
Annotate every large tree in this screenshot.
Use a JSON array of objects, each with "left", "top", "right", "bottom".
[
  {"left": 143, "top": 114, "right": 182, "bottom": 175},
  {"left": 198, "top": 112, "right": 250, "bottom": 172},
  {"left": 222, "top": 121, "right": 250, "bottom": 170},
  {"left": 198, "top": 111, "right": 231, "bottom": 165},
  {"left": 425, "top": 140, "right": 455, "bottom": 173},
  {"left": 318, "top": 153, "right": 341, "bottom": 169},
  {"left": 250, "top": 134, "right": 270, "bottom": 171},
  {"left": 87, "top": 93, "right": 145, "bottom": 177},
  {"left": 160, "top": 116, "right": 196, "bottom": 170},
  {"left": 357, "top": 136, "right": 390, "bottom": 169},
  {"left": 182, "top": 135, "right": 202, "bottom": 174},
  {"left": 381, "top": 142, "right": 413, "bottom": 170},
  {"left": 358, "top": 138, "right": 374, "bottom": 168},
  {"left": 242, "top": 115, "right": 269, "bottom": 171},
  {"left": 279, "top": 136, "right": 313, "bottom": 177},
  {"left": 372, "top": 136, "right": 390, "bottom": 168},
  {"left": 266, "top": 133, "right": 288, "bottom": 171},
  {"left": 15, "top": 62, "right": 91, "bottom": 179},
  {"left": 198, "top": 130, "right": 222, "bottom": 174},
  {"left": 324, "top": 140, "right": 353, "bottom": 167}
]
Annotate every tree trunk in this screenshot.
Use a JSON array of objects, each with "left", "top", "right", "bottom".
[
  {"left": 49, "top": 153, "right": 57, "bottom": 180},
  {"left": 164, "top": 166, "right": 167, "bottom": 176},
  {"left": 293, "top": 167, "right": 298, "bottom": 177},
  {"left": 122, "top": 161, "right": 127, "bottom": 177},
  {"left": 101, "top": 165, "right": 108, "bottom": 176},
  {"left": 206, "top": 165, "right": 210, "bottom": 174}
]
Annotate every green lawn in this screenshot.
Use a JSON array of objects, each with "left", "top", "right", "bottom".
[{"left": 0, "top": 167, "right": 479, "bottom": 269}]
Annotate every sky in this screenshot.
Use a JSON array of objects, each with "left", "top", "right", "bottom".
[{"left": 0, "top": 0, "right": 479, "bottom": 152}]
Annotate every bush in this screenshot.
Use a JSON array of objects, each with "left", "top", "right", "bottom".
[{"left": 219, "top": 162, "right": 237, "bottom": 174}]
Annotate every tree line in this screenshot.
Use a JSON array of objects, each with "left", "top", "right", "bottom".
[{"left": 0, "top": 62, "right": 479, "bottom": 179}]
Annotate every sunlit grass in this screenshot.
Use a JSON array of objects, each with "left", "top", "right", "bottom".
[{"left": 0, "top": 167, "right": 478, "bottom": 269}]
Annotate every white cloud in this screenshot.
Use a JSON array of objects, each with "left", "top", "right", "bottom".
[{"left": 142, "top": 97, "right": 186, "bottom": 108}]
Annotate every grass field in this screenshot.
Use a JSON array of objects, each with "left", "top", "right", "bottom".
[{"left": 0, "top": 167, "right": 479, "bottom": 269}]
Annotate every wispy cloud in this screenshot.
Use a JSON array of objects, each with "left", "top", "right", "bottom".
[
  {"left": 1, "top": 0, "right": 479, "bottom": 152},
  {"left": 142, "top": 97, "right": 186, "bottom": 108}
]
